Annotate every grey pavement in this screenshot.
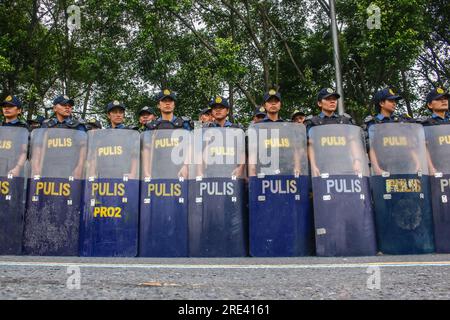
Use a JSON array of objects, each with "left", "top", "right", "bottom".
[{"left": 0, "top": 254, "right": 449, "bottom": 300}]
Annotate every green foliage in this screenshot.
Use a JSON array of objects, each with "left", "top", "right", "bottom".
[{"left": 0, "top": 0, "right": 447, "bottom": 125}]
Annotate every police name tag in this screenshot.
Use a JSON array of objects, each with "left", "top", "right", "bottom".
[
  {"left": 435, "top": 172, "right": 443, "bottom": 178},
  {"left": 323, "top": 195, "right": 331, "bottom": 201},
  {"left": 383, "top": 194, "right": 392, "bottom": 200},
  {"left": 321, "top": 173, "right": 330, "bottom": 179},
  {"left": 381, "top": 171, "right": 390, "bottom": 178}
]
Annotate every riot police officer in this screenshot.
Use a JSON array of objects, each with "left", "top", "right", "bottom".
[
  {"left": 106, "top": 101, "right": 133, "bottom": 129},
  {"left": 1, "top": 95, "right": 29, "bottom": 129},
  {"left": 306, "top": 88, "right": 360, "bottom": 177},
  {"left": 261, "top": 89, "right": 284, "bottom": 122},
  {"left": 364, "top": 88, "right": 420, "bottom": 175},
  {"left": 199, "top": 107, "right": 213, "bottom": 123},
  {"left": 41, "top": 95, "right": 86, "bottom": 131},
  {"left": 137, "top": 106, "right": 157, "bottom": 131},
  {"left": 304, "top": 88, "right": 354, "bottom": 132},
  {"left": 420, "top": 87, "right": 450, "bottom": 126},
  {"left": 145, "top": 89, "right": 193, "bottom": 131},
  {"left": 251, "top": 106, "right": 266, "bottom": 124},
  {"left": 204, "top": 96, "right": 242, "bottom": 129},
  {"left": 291, "top": 110, "right": 306, "bottom": 124},
  {"left": 85, "top": 119, "right": 102, "bottom": 131},
  {"left": 363, "top": 87, "right": 414, "bottom": 130},
  {"left": 27, "top": 115, "right": 45, "bottom": 131}
]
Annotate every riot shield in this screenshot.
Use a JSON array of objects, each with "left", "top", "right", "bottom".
[
  {"left": 309, "top": 124, "right": 377, "bottom": 256},
  {"left": 23, "top": 128, "right": 87, "bottom": 256},
  {"left": 188, "top": 127, "right": 247, "bottom": 257},
  {"left": 369, "top": 123, "right": 434, "bottom": 254},
  {"left": 424, "top": 125, "right": 450, "bottom": 252},
  {"left": 247, "top": 122, "right": 313, "bottom": 257},
  {"left": 139, "top": 129, "right": 190, "bottom": 257},
  {"left": 0, "top": 127, "right": 29, "bottom": 255},
  {"left": 80, "top": 129, "right": 140, "bottom": 257}
]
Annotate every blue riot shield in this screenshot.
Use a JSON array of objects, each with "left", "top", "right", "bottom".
[
  {"left": 139, "top": 129, "right": 190, "bottom": 257},
  {"left": 309, "top": 124, "right": 377, "bottom": 256},
  {"left": 23, "top": 128, "right": 87, "bottom": 256},
  {"left": 248, "top": 122, "right": 313, "bottom": 257},
  {"left": 369, "top": 123, "right": 434, "bottom": 254},
  {"left": 424, "top": 125, "right": 450, "bottom": 253},
  {"left": 189, "top": 127, "right": 247, "bottom": 257},
  {"left": 0, "top": 127, "right": 29, "bottom": 255},
  {"left": 80, "top": 129, "right": 140, "bottom": 257}
]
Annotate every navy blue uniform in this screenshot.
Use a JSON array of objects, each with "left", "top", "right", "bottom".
[
  {"left": 305, "top": 112, "right": 355, "bottom": 134},
  {"left": 146, "top": 116, "right": 193, "bottom": 131},
  {"left": 420, "top": 113, "right": 450, "bottom": 126},
  {"left": 41, "top": 117, "right": 87, "bottom": 132},
  {"left": 1, "top": 119, "right": 29, "bottom": 130}
]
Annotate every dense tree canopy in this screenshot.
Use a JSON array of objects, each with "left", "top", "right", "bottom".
[{"left": 0, "top": 0, "right": 448, "bottom": 126}]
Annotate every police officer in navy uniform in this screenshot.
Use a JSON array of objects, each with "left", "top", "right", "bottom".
[
  {"left": 106, "top": 101, "right": 133, "bottom": 129},
  {"left": 362, "top": 88, "right": 415, "bottom": 131},
  {"left": 251, "top": 106, "right": 266, "bottom": 124},
  {"left": 204, "top": 96, "right": 243, "bottom": 129},
  {"left": 291, "top": 110, "right": 306, "bottom": 124},
  {"left": 145, "top": 89, "right": 193, "bottom": 131},
  {"left": 420, "top": 87, "right": 450, "bottom": 126},
  {"left": 41, "top": 95, "right": 86, "bottom": 131},
  {"left": 364, "top": 88, "right": 419, "bottom": 175},
  {"left": 199, "top": 107, "right": 213, "bottom": 123},
  {"left": 85, "top": 119, "right": 102, "bottom": 131},
  {"left": 0, "top": 95, "right": 28, "bottom": 177},
  {"left": 27, "top": 115, "right": 45, "bottom": 131},
  {"left": 1, "top": 95, "right": 29, "bottom": 130},
  {"left": 34, "top": 95, "right": 87, "bottom": 179},
  {"left": 137, "top": 106, "right": 157, "bottom": 132},
  {"left": 306, "top": 88, "right": 362, "bottom": 177},
  {"left": 261, "top": 89, "right": 284, "bottom": 122},
  {"left": 305, "top": 88, "right": 355, "bottom": 133}
]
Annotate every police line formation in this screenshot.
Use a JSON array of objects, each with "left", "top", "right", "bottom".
[{"left": 1, "top": 86, "right": 450, "bottom": 257}]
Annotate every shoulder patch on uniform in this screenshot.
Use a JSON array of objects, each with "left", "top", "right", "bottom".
[{"left": 363, "top": 115, "right": 374, "bottom": 123}]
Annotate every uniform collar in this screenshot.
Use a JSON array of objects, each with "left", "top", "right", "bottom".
[
  {"left": 431, "top": 113, "right": 447, "bottom": 120},
  {"left": 376, "top": 113, "right": 389, "bottom": 121},
  {"left": 319, "top": 112, "right": 338, "bottom": 119},
  {"left": 54, "top": 116, "right": 71, "bottom": 124},
  {"left": 5, "top": 118, "right": 20, "bottom": 124},
  {"left": 213, "top": 120, "right": 233, "bottom": 127},
  {"left": 158, "top": 115, "right": 177, "bottom": 122},
  {"left": 108, "top": 123, "right": 126, "bottom": 129},
  {"left": 262, "top": 115, "right": 283, "bottom": 122}
]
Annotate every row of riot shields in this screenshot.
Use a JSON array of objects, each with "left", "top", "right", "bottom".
[{"left": 0, "top": 123, "right": 448, "bottom": 257}]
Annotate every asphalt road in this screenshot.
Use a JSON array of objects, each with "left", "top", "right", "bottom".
[{"left": 0, "top": 254, "right": 449, "bottom": 300}]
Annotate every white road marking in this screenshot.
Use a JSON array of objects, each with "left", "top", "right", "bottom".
[{"left": 0, "top": 261, "right": 449, "bottom": 269}]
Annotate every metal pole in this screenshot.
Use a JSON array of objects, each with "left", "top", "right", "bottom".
[{"left": 329, "top": 0, "right": 345, "bottom": 114}]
